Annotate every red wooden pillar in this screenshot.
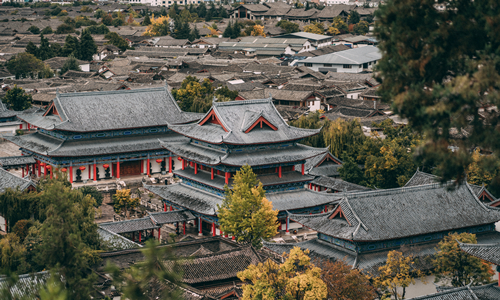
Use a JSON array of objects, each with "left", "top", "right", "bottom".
[
  {"left": 158, "top": 227, "right": 161, "bottom": 241},
  {"left": 279, "top": 166, "right": 282, "bottom": 178},
  {"left": 181, "top": 159, "right": 185, "bottom": 170},
  {"left": 211, "top": 168, "right": 214, "bottom": 180},
  {"left": 170, "top": 205, "right": 173, "bottom": 211},
  {"left": 198, "top": 217, "right": 202, "bottom": 236},
  {"left": 132, "top": 232, "right": 135, "bottom": 242},
  {"left": 286, "top": 216, "right": 289, "bottom": 234},
  {"left": 217, "top": 170, "right": 220, "bottom": 175},
  {"left": 117, "top": 160, "right": 120, "bottom": 179},
  {"left": 69, "top": 166, "right": 73, "bottom": 183},
  {"left": 324, "top": 205, "right": 328, "bottom": 213},
  {"left": 194, "top": 163, "right": 197, "bottom": 174},
  {"left": 26, "top": 164, "right": 29, "bottom": 175},
  {"left": 22, "top": 167, "right": 24, "bottom": 177},
  {"left": 140, "top": 159, "right": 144, "bottom": 174},
  {"left": 147, "top": 158, "right": 150, "bottom": 176},
  {"left": 89, "top": 164, "right": 92, "bottom": 180},
  {"left": 139, "top": 231, "right": 142, "bottom": 243},
  {"left": 225, "top": 172, "right": 229, "bottom": 184},
  {"left": 309, "top": 183, "right": 312, "bottom": 189},
  {"left": 164, "top": 203, "right": 167, "bottom": 212},
  {"left": 37, "top": 161, "right": 41, "bottom": 177},
  {"left": 301, "top": 164, "right": 305, "bottom": 175},
  {"left": 183, "top": 221, "right": 186, "bottom": 235},
  {"left": 212, "top": 223, "right": 215, "bottom": 237},
  {"left": 93, "top": 163, "right": 97, "bottom": 182},
  {"left": 169, "top": 156, "right": 172, "bottom": 173}
]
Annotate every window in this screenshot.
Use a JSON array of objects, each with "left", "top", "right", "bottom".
[
  {"left": 343, "top": 64, "right": 352, "bottom": 69},
  {"left": 304, "top": 63, "right": 313, "bottom": 67},
  {"left": 324, "top": 64, "right": 332, "bottom": 67}
]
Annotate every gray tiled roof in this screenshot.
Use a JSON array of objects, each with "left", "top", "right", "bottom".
[
  {"left": 459, "top": 242, "right": 500, "bottom": 265},
  {"left": 311, "top": 176, "right": 371, "bottom": 192},
  {"left": 0, "top": 155, "right": 36, "bottom": 167},
  {"left": 16, "top": 86, "right": 199, "bottom": 132},
  {"left": 169, "top": 98, "right": 321, "bottom": 145},
  {"left": 297, "top": 152, "right": 343, "bottom": 176},
  {"left": 98, "top": 227, "right": 142, "bottom": 250},
  {"left": 149, "top": 209, "right": 196, "bottom": 225},
  {"left": 0, "top": 271, "right": 50, "bottom": 299},
  {"left": 289, "top": 183, "right": 500, "bottom": 242},
  {"left": 404, "top": 170, "right": 439, "bottom": 187},
  {"left": 4, "top": 132, "right": 63, "bottom": 155},
  {"left": 99, "top": 217, "right": 159, "bottom": 234},
  {"left": 180, "top": 247, "right": 263, "bottom": 284},
  {"left": 164, "top": 141, "right": 327, "bottom": 167},
  {"left": 0, "top": 168, "right": 35, "bottom": 193},
  {"left": 407, "top": 284, "right": 500, "bottom": 300},
  {"left": 146, "top": 183, "right": 338, "bottom": 215}
]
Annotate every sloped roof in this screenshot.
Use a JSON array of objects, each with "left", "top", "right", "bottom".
[
  {"left": 407, "top": 284, "right": 500, "bottom": 300},
  {"left": 169, "top": 98, "right": 320, "bottom": 145},
  {"left": 301, "top": 46, "right": 381, "bottom": 65},
  {"left": 0, "top": 271, "right": 50, "bottom": 299},
  {"left": 99, "top": 217, "right": 159, "bottom": 234},
  {"left": 312, "top": 176, "right": 371, "bottom": 192},
  {"left": 290, "top": 183, "right": 500, "bottom": 242},
  {"left": 459, "top": 242, "right": 500, "bottom": 265},
  {"left": 98, "top": 227, "right": 142, "bottom": 250},
  {"left": 0, "top": 155, "right": 36, "bottom": 167},
  {"left": 149, "top": 209, "right": 196, "bottom": 225},
  {"left": 15, "top": 85, "right": 200, "bottom": 132},
  {"left": 404, "top": 170, "right": 440, "bottom": 187},
  {"left": 0, "top": 168, "right": 35, "bottom": 194}
]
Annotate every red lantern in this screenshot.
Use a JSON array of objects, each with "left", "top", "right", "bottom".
[
  {"left": 156, "top": 159, "right": 162, "bottom": 164},
  {"left": 103, "top": 164, "right": 109, "bottom": 169},
  {"left": 79, "top": 166, "right": 86, "bottom": 171},
  {"left": 46, "top": 165, "right": 51, "bottom": 170},
  {"left": 177, "top": 157, "right": 182, "bottom": 161},
  {"left": 61, "top": 168, "right": 67, "bottom": 172},
  {"left": 40, "top": 162, "right": 46, "bottom": 166}
]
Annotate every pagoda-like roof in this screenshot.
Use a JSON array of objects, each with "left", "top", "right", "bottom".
[
  {"left": 404, "top": 169, "right": 439, "bottom": 187},
  {"left": 5, "top": 131, "right": 188, "bottom": 157},
  {"left": 16, "top": 86, "right": 201, "bottom": 132},
  {"left": 145, "top": 183, "right": 338, "bottom": 216},
  {"left": 459, "top": 241, "right": 500, "bottom": 265},
  {"left": 296, "top": 151, "right": 343, "bottom": 177},
  {"left": 168, "top": 98, "right": 321, "bottom": 145},
  {"left": 0, "top": 155, "right": 36, "bottom": 168},
  {"left": 164, "top": 141, "right": 327, "bottom": 167},
  {"left": 289, "top": 182, "right": 500, "bottom": 242},
  {"left": 0, "top": 168, "right": 36, "bottom": 193}
]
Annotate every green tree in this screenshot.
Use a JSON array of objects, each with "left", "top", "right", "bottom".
[
  {"left": 2, "top": 85, "right": 33, "bottom": 111},
  {"left": 238, "top": 247, "right": 327, "bottom": 300},
  {"left": 105, "top": 32, "right": 129, "bottom": 52},
  {"left": 56, "top": 23, "right": 74, "bottom": 34},
  {"left": 217, "top": 165, "right": 278, "bottom": 249},
  {"left": 347, "top": 10, "right": 360, "bottom": 24},
  {"left": 353, "top": 20, "right": 369, "bottom": 35},
  {"left": 37, "top": 33, "right": 53, "bottom": 61},
  {"left": 27, "top": 25, "right": 40, "bottom": 34},
  {"left": 101, "top": 13, "right": 113, "bottom": 26},
  {"left": 25, "top": 41, "right": 38, "bottom": 57},
  {"left": 61, "top": 34, "right": 79, "bottom": 57},
  {"left": 0, "top": 233, "right": 28, "bottom": 273},
  {"left": 277, "top": 20, "right": 299, "bottom": 33},
  {"left": 86, "top": 24, "right": 109, "bottom": 34},
  {"left": 142, "top": 14, "right": 151, "bottom": 26},
  {"left": 331, "top": 16, "right": 348, "bottom": 34},
  {"left": 111, "top": 18, "right": 125, "bottom": 27},
  {"left": 78, "top": 29, "right": 97, "bottom": 61},
  {"left": 188, "top": 26, "right": 200, "bottom": 42},
  {"left": 113, "top": 189, "right": 140, "bottom": 219},
  {"left": 433, "top": 232, "right": 493, "bottom": 287},
  {"left": 466, "top": 150, "right": 499, "bottom": 192},
  {"left": 374, "top": 250, "right": 422, "bottom": 300},
  {"left": 7, "top": 53, "right": 45, "bottom": 79},
  {"left": 59, "top": 55, "right": 81, "bottom": 75},
  {"left": 94, "top": 8, "right": 106, "bottom": 19},
  {"left": 35, "top": 178, "right": 100, "bottom": 300},
  {"left": 78, "top": 186, "right": 103, "bottom": 207},
  {"left": 106, "top": 240, "right": 183, "bottom": 300},
  {"left": 338, "top": 155, "right": 365, "bottom": 186},
  {"left": 374, "top": 0, "right": 500, "bottom": 189},
  {"left": 41, "top": 26, "right": 53, "bottom": 34},
  {"left": 222, "top": 21, "right": 233, "bottom": 38},
  {"left": 50, "top": 43, "right": 62, "bottom": 57},
  {"left": 215, "top": 86, "right": 238, "bottom": 100}
]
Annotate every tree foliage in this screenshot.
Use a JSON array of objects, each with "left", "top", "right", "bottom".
[
  {"left": 319, "top": 259, "right": 376, "bottom": 300},
  {"left": 374, "top": 0, "right": 500, "bottom": 189},
  {"left": 59, "top": 55, "right": 81, "bottom": 75},
  {"left": 105, "top": 32, "right": 129, "bottom": 52},
  {"left": 142, "top": 14, "right": 170, "bottom": 36},
  {"left": 217, "top": 165, "right": 278, "bottom": 249},
  {"left": 113, "top": 189, "right": 140, "bottom": 219},
  {"left": 374, "top": 250, "right": 422, "bottom": 300},
  {"left": 347, "top": 10, "right": 360, "bottom": 24},
  {"left": 276, "top": 20, "right": 299, "bottom": 33},
  {"left": 250, "top": 24, "right": 265, "bottom": 37},
  {"left": 466, "top": 149, "right": 499, "bottom": 192},
  {"left": 6, "top": 53, "right": 46, "bottom": 79},
  {"left": 105, "top": 240, "right": 184, "bottom": 300},
  {"left": 433, "top": 232, "right": 494, "bottom": 287},
  {"left": 78, "top": 29, "right": 97, "bottom": 61},
  {"left": 2, "top": 85, "right": 32, "bottom": 111},
  {"left": 238, "top": 247, "right": 327, "bottom": 300},
  {"left": 78, "top": 186, "right": 104, "bottom": 207},
  {"left": 304, "top": 22, "right": 324, "bottom": 35}
]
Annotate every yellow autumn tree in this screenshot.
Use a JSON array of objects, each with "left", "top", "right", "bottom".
[
  {"left": 304, "top": 22, "right": 324, "bottom": 35},
  {"left": 238, "top": 247, "right": 327, "bottom": 300},
  {"left": 467, "top": 149, "right": 494, "bottom": 186},
  {"left": 251, "top": 24, "right": 266, "bottom": 37},
  {"left": 113, "top": 189, "right": 140, "bottom": 219},
  {"left": 142, "top": 14, "right": 170, "bottom": 37},
  {"left": 374, "top": 250, "right": 422, "bottom": 300},
  {"left": 327, "top": 26, "right": 340, "bottom": 36},
  {"left": 217, "top": 165, "right": 278, "bottom": 249}
]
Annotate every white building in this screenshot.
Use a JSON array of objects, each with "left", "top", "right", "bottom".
[{"left": 296, "top": 45, "right": 381, "bottom": 73}]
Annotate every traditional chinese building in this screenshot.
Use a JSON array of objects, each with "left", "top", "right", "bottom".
[
  {"left": 5, "top": 85, "right": 200, "bottom": 183},
  {"left": 146, "top": 97, "right": 341, "bottom": 237},
  {"left": 263, "top": 182, "right": 500, "bottom": 274}
]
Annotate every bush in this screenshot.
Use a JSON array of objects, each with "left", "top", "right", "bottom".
[{"left": 15, "top": 129, "right": 24, "bottom": 136}]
